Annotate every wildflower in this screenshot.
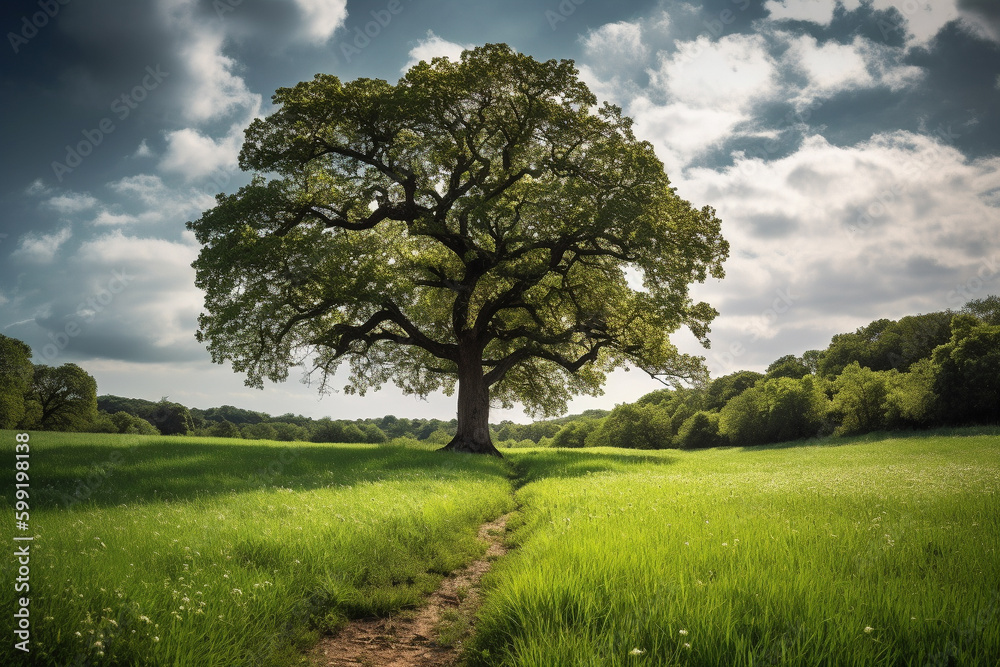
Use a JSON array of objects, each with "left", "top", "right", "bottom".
[
  {"left": 232, "top": 588, "right": 243, "bottom": 595},
  {"left": 864, "top": 626, "right": 874, "bottom": 634},
  {"left": 153, "top": 636, "right": 160, "bottom": 642},
  {"left": 94, "top": 641, "right": 104, "bottom": 649},
  {"left": 139, "top": 615, "right": 151, "bottom": 624},
  {"left": 629, "top": 648, "right": 645, "bottom": 655},
  {"left": 74, "top": 632, "right": 82, "bottom": 638},
  {"left": 683, "top": 642, "right": 691, "bottom": 650},
  {"left": 679, "top": 629, "right": 688, "bottom": 636}
]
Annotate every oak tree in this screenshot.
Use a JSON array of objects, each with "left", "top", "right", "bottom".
[{"left": 188, "top": 44, "right": 728, "bottom": 456}]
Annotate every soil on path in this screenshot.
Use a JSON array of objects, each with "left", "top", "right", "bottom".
[{"left": 308, "top": 513, "right": 510, "bottom": 667}]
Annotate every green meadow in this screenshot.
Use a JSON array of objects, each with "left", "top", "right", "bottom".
[{"left": 2, "top": 429, "right": 998, "bottom": 666}]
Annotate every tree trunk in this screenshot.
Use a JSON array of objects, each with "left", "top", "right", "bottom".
[{"left": 440, "top": 347, "right": 503, "bottom": 457}]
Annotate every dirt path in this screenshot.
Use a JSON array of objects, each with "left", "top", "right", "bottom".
[{"left": 308, "top": 513, "right": 510, "bottom": 667}]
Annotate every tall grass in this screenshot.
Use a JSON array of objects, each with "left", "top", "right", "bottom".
[
  {"left": 468, "top": 432, "right": 1000, "bottom": 666},
  {"left": 0, "top": 432, "right": 513, "bottom": 666}
]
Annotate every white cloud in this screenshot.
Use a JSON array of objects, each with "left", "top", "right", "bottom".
[
  {"left": 159, "top": 127, "right": 241, "bottom": 182},
  {"left": 781, "top": 33, "right": 923, "bottom": 106},
  {"left": 869, "top": 0, "right": 961, "bottom": 47},
  {"left": 611, "top": 34, "right": 778, "bottom": 173},
  {"left": 178, "top": 30, "right": 261, "bottom": 122},
  {"left": 46, "top": 192, "right": 98, "bottom": 214},
  {"left": 403, "top": 31, "right": 474, "bottom": 71},
  {"left": 159, "top": 1, "right": 261, "bottom": 123},
  {"left": 106, "top": 173, "right": 215, "bottom": 224},
  {"left": 134, "top": 140, "right": 153, "bottom": 158},
  {"left": 108, "top": 174, "right": 170, "bottom": 207},
  {"left": 649, "top": 34, "right": 778, "bottom": 113},
  {"left": 12, "top": 228, "right": 72, "bottom": 263},
  {"left": 292, "top": 0, "right": 349, "bottom": 44},
  {"left": 581, "top": 22, "right": 649, "bottom": 72},
  {"left": 91, "top": 210, "right": 140, "bottom": 226},
  {"left": 25, "top": 179, "right": 50, "bottom": 197},
  {"left": 764, "top": 0, "right": 838, "bottom": 25},
  {"left": 677, "top": 131, "right": 1000, "bottom": 363}
]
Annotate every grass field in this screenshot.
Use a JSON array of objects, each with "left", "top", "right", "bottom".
[
  {"left": 2, "top": 428, "right": 998, "bottom": 666},
  {"left": 1, "top": 432, "right": 512, "bottom": 666},
  {"left": 469, "top": 430, "right": 1000, "bottom": 666}
]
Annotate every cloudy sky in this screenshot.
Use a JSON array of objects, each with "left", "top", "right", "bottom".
[{"left": 2, "top": 0, "right": 999, "bottom": 422}]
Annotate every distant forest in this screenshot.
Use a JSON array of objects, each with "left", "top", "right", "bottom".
[{"left": 2, "top": 296, "right": 997, "bottom": 449}]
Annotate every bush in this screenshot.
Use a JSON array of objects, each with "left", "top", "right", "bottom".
[
  {"left": 586, "top": 402, "right": 673, "bottom": 449},
  {"left": 719, "top": 376, "right": 829, "bottom": 446},
  {"left": 831, "top": 362, "right": 896, "bottom": 435},
  {"left": 551, "top": 418, "right": 600, "bottom": 448},
  {"left": 208, "top": 419, "right": 242, "bottom": 438},
  {"left": 933, "top": 316, "right": 1000, "bottom": 425},
  {"left": 885, "top": 358, "right": 938, "bottom": 427},
  {"left": 109, "top": 411, "right": 160, "bottom": 435},
  {"left": 242, "top": 422, "right": 277, "bottom": 440},
  {"left": 676, "top": 411, "right": 723, "bottom": 449}
]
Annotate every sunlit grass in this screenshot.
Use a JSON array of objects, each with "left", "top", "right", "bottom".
[
  {"left": 0, "top": 432, "right": 513, "bottom": 666},
  {"left": 468, "top": 431, "right": 1000, "bottom": 666}
]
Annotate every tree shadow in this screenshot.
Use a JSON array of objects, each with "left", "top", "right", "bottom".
[
  {"left": 735, "top": 424, "right": 1000, "bottom": 453},
  {"left": 29, "top": 439, "right": 509, "bottom": 510},
  {"left": 506, "top": 447, "right": 677, "bottom": 487}
]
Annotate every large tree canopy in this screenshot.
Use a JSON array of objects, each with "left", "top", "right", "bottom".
[
  {"left": 188, "top": 44, "right": 728, "bottom": 455},
  {"left": 0, "top": 334, "right": 33, "bottom": 429},
  {"left": 23, "top": 363, "right": 98, "bottom": 432}
]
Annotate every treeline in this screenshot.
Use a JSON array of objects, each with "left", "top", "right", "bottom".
[
  {"left": 3, "top": 296, "right": 995, "bottom": 447},
  {"left": 538, "top": 296, "right": 999, "bottom": 449},
  {"left": 0, "top": 337, "right": 596, "bottom": 444}
]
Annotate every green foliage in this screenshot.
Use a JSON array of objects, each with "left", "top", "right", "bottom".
[
  {"left": 818, "top": 312, "right": 953, "bottom": 377},
  {"left": 765, "top": 354, "right": 811, "bottom": 380},
  {"left": 0, "top": 334, "right": 32, "bottom": 428},
  {"left": 831, "top": 362, "right": 896, "bottom": 435},
  {"left": 961, "top": 294, "right": 1000, "bottom": 325},
  {"left": 885, "top": 358, "right": 938, "bottom": 427},
  {"left": 704, "top": 370, "right": 764, "bottom": 411},
  {"left": 208, "top": 418, "right": 242, "bottom": 438},
  {"left": 550, "top": 418, "right": 601, "bottom": 448},
  {"left": 148, "top": 400, "right": 195, "bottom": 436},
  {"left": 676, "top": 410, "right": 723, "bottom": 449},
  {"left": 586, "top": 402, "right": 673, "bottom": 449},
  {"left": 23, "top": 363, "right": 99, "bottom": 431},
  {"left": 187, "top": 43, "right": 727, "bottom": 444},
  {"left": 933, "top": 316, "right": 1000, "bottom": 425},
  {"left": 719, "top": 376, "right": 829, "bottom": 446},
  {"left": 241, "top": 421, "right": 277, "bottom": 440},
  {"left": 109, "top": 410, "right": 161, "bottom": 435}
]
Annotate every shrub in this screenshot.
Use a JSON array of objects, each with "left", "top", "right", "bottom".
[
  {"left": 719, "top": 376, "right": 829, "bottom": 446},
  {"left": 831, "top": 362, "right": 896, "bottom": 435},
  {"left": 586, "top": 402, "right": 673, "bottom": 449},
  {"left": 676, "top": 411, "right": 723, "bottom": 449}
]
